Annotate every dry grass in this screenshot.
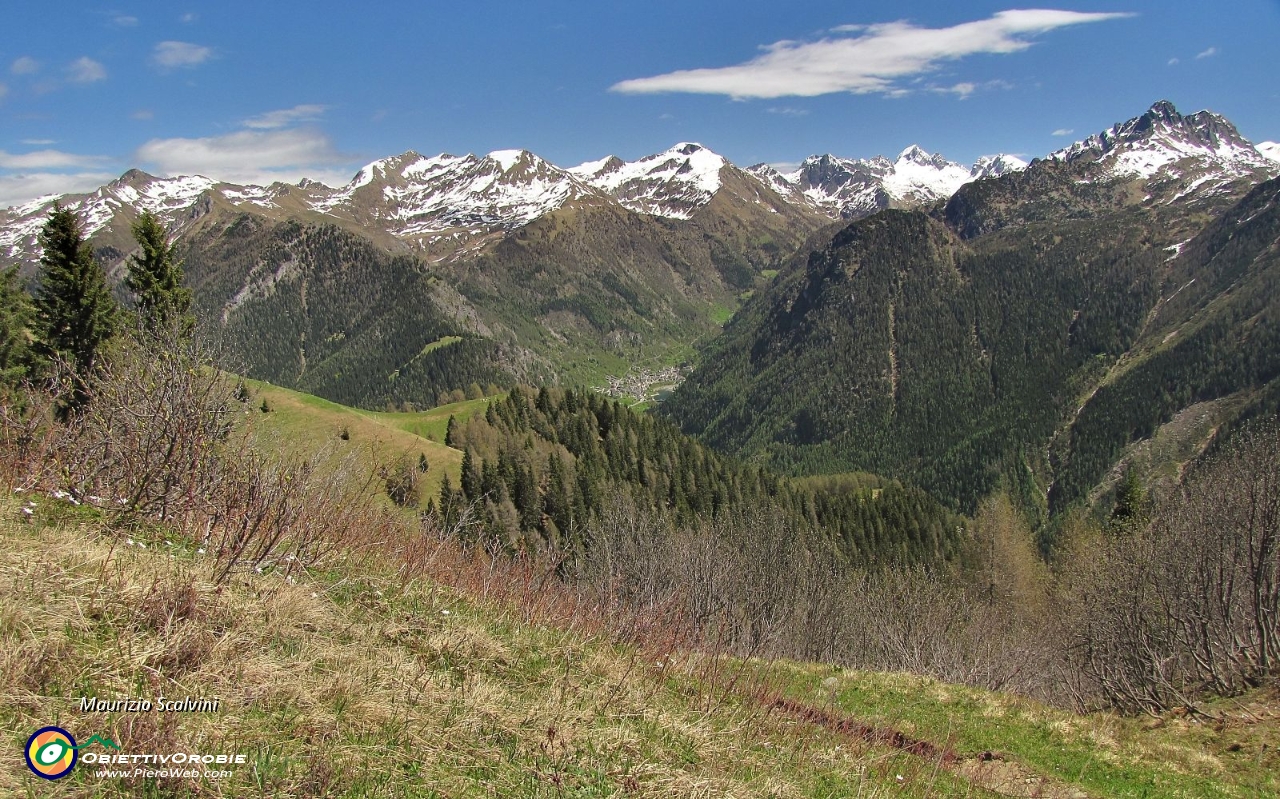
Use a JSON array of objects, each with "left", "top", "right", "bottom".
[{"left": 0, "top": 494, "right": 978, "bottom": 798}]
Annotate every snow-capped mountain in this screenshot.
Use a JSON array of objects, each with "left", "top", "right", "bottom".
[
  {"left": 313, "top": 149, "right": 608, "bottom": 243},
  {"left": 569, "top": 143, "right": 729, "bottom": 220},
  {"left": 969, "top": 154, "right": 1028, "bottom": 181},
  {"left": 1259, "top": 141, "right": 1280, "bottom": 163},
  {"left": 0, "top": 170, "right": 231, "bottom": 264},
  {"left": 0, "top": 150, "right": 616, "bottom": 264},
  {"left": 1048, "top": 100, "right": 1276, "bottom": 198},
  {"left": 750, "top": 147, "right": 1027, "bottom": 220}
]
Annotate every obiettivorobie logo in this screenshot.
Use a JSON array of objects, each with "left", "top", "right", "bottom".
[
  {"left": 24, "top": 727, "right": 120, "bottom": 780},
  {"left": 24, "top": 725, "right": 246, "bottom": 782}
]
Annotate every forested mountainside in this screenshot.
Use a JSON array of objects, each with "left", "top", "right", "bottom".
[
  {"left": 180, "top": 216, "right": 525, "bottom": 410},
  {"left": 663, "top": 111, "right": 1280, "bottom": 520},
  {"left": 174, "top": 184, "right": 820, "bottom": 407}
]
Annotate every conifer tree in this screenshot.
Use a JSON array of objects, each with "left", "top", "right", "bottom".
[
  {"left": 35, "top": 204, "right": 118, "bottom": 390},
  {"left": 0, "top": 265, "right": 33, "bottom": 385},
  {"left": 127, "top": 210, "right": 192, "bottom": 331}
]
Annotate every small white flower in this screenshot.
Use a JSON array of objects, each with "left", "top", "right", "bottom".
[
  {"left": 127, "top": 538, "right": 135, "bottom": 546},
  {"left": 136, "top": 542, "right": 146, "bottom": 549},
  {"left": 21, "top": 507, "right": 33, "bottom": 516},
  {"left": 311, "top": 592, "right": 318, "bottom": 598},
  {"left": 440, "top": 609, "right": 451, "bottom": 616},
  {"left": 197, "top": 548, "right": 206, "bottom": 554}
]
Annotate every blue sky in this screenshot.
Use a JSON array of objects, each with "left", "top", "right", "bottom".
[{"left": 2, "top": 1, "right": 1278, "bottom": 206}]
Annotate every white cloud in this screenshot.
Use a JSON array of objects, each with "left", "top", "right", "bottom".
[
  {"left": 1167, "top": 57, "right": 1179, "bottom": 66},
  {"left": 113, "top": 14, "right": 139, "bottom": 27},
  {"left": 11, "top": 56, "right": 39, "bottom": 75},
  {"left": 926, "top": 78, "right": 1012, "bottom": 99},
  {"left": 180, "top": 12, "right": 197, "bottom": 23},
  {"left": 612, "top": 10, "right": 1133, "bottom": 99},
  {"left": 243, "top": 104, "right": 329, "bottom": 130},
  {"left": 21, "top": 138, "right": 56, "bottom": 145},
  {"left": 766, "top": 106, "right": 809, "bottom": 117},
  {"left": 766, "top": 161, "right": 801, "bottom": 174},
  {"left": 132, "top": 109, "right": 155, "bottom": 120},
  {"left": 135, "top": 128, "right": 352, "bottom": 186},
  {"left": 940, "top": 81, "right": 978, "bottom": 98},
  {"left": 0, "top": 82, "right": 7, "bottom": 100},
  {"left": 1051, "top": 128, "right": 1074, "bottom": 136},
  {"left": 1196, "top": 46, "right": 1218, "bottom": 59},
  {"left": 0, "top": 149, "right": 110, "bottom": 170},
  {"left": 67, "top": 57, "right": 107, "bottom": 84},
  {"left": 0, "top": 171, "right": 117, "bottom": 209},
  {"left": 153, "top": 41, "right": 213, "bottom": 69}
]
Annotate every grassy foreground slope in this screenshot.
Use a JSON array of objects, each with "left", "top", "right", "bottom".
[{"left": 3, "top": 494, "right": 1277, "bottom": 798}]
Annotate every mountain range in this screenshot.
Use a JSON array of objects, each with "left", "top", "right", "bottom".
[
  {"left": 4, "top": 100, "right": 1279, "bottom": 520},
  {"left": 6, "top": 100, "right": 1274, "bottom": 270}
]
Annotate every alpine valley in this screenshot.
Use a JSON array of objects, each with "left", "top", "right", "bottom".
[{"left": 4, "top": 100, "right": 1279, "bottom": 520}]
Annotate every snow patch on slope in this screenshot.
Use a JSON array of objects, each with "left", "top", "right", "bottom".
[{"left": 573, "top": 143, "right": 727, "bottom": 219}]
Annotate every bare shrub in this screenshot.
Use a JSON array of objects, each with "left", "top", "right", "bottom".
[
  {"left": 1060, "top": 419, "right": 1280, "bottom": 713},
  {"left": 0, "top": 326, "right": 382, "bottom": 585}
]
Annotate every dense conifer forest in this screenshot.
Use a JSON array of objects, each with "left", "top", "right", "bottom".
[{"left": 436, "top": 386, "right": 965, "bottom": 567}]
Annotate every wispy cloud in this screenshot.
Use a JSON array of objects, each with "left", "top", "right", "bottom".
[
  {"left": 243, "top": 104, "right": 329, "bottom": 130},
  {"left": 766, "top": 107, "right": 809, "bottom": 117},
  {"left": 1051, "top": 128, "right": 1074, "bottom": 136},
  {"left": 0, "top": 83, "right": 7, "bottom": 100},
  {"left": 135, "top": 128, "right": 352, "bottom": 186},
  {"left": 1196, "top": 46, "right": 1218, "bottom": 59},
  {"left": 936, "top": 81, "right": 978, "bottom": 98},
  {"left": 113, "top": 14, "right": 139, "bottom": 27},
  {"left": 67, "top": 57, "right": 107, "bottom": 84},
  {"left": 0, "top": 148, "right": 115, "bottom": 208},
  {"left": 612, "top": 10, "right": 1133, "bottom": 99},
  {"left": 180, "top": 12, "right": 197, "bottom": 23},
  {"left": 152, "top": 41, "right": 213, "bottom": 69},
  {"left": 132, "top": 109, "right": 154, "bottom": 120},
  {"left": 0, "top": 149, "right": 110, "bottom": 170},
  {"left": 21, "top": 138, "right": 56, "bottom": 145},
  {"left": 1167, "top": 57, "right": 1179, "bottom": 66},
  {"left": 0, "top": 171, "right": 119, "bottom": 209},
  {"left": 11, "top": 56, "right": 39, "bottom": 75}
]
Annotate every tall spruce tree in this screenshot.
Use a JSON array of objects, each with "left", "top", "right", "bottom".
[
  {"left": 35, "top": 204, "right": 118, "bottom": 384},
  {"left": 126, "top": 210, "right": 192, "bottom": 331}
]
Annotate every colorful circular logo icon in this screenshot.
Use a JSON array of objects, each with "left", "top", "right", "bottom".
[{"left": 25, "top": 726, "right": 77, "bottom": 780}]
